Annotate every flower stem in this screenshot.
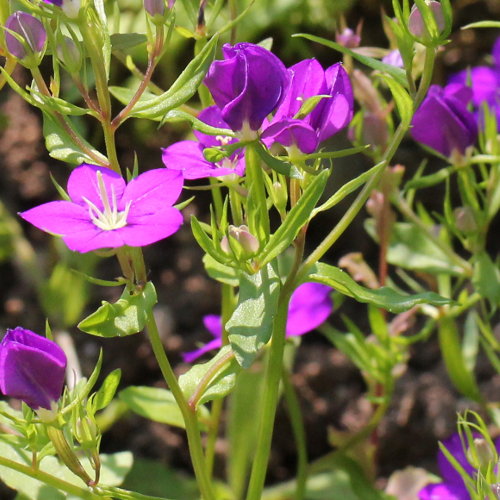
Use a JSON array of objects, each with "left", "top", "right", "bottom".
[
  {"left": 245, "top": 287, "right": 292, "bottom": 500},
  {"left": 144, "top": 308, "right": 216, "bottom": 500}
]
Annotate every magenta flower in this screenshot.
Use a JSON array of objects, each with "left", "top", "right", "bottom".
[
  {"left": 5, "top": 12, "right": 47, "bottom": 61},
  {"left": 161, "top": 106, "right": 245, "bottom": 179},
  {"left": 42, "top": 0, "right": 63, "bottom": 5},
  {"left": 20, "top": 164, "right": 183, "bottom": 253},
  {"left": 382, "top": 50, "right": 404, "bottom": 68},
  {"left": 0, "top": 328, "right": 67, "bottom": 410},
  {"left": 183, "top": 283, "right": 333, "bottom": 362},
  {"left": 411, "top": 84, "right": 477, "bottom": 158},
  {"left": 419, "top": 433, "right": 500, "bottom": 500},
  {"left": 204, "top": 43, "right": 289, "bottom": 133},
  {"left": 262, "top": 59, "right": 354, "bottom": 153},
  {"left": 448, "top": 37, "right": 500, "bottom": 123}
]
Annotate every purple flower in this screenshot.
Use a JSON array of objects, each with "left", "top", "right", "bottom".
[
  {"left": 5, "top": 11, "right": 47, "bottom": 61},
  {"left": 161, "top": 106, "right": 245, "bottom": 179},
  {"left": 382, "top": 49, "right": 404, "bottom": 68},
  {"left": 419, "top": 433, "right": 500, "bottom": 500},
  {"left": 42, "top": 0, "right": 63, "bottom": 5},
  {"left": 20, "top": 164, "right": 183, "bottom": 253},
  {"left": 262, "top": 59, "right": 353, "bottom": 153},
  {"left": 411, "top": 84, "right": 477, "bottom": 158},
  {"left": 448, "top": 37, "right": 500, "bottom": 123},
  {"left": 0, "top": 328, "right": 67, "bottom": 410},
  {"left": 336, "top": 27, "right": 361, "bottom": 49},
  {"left": 204, "top": 43, "right": 289, "bottom": 133},
  {"left": 183, "top": 283, "right": 333, "bottom": 362}
]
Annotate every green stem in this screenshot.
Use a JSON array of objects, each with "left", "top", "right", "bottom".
[
  {"left": 245, "top": 288, "right": 292, "bottom": 500},
  {"left": 414, "top": 46, "right": 436, "bottom": 109},
  {"left": 0, "top": 456, "right": 102, "bottom": 499},
  {"left": 145, "top": 309, "right": 216, "bottom": 500},
  {"left": 282, "top": 368, "right": 308, "bottom": 500}
]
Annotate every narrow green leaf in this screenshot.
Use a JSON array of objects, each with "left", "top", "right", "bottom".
[
  {"left": 227, "top": 261, "right": 281, "bottom": 368},
  {"left": 160, "top": 109, "right": 234, "bottom": 137},
  {"left": 307, "top": 262, "right": 450, "bottom": 313},
  {"left": 462, "top": 21, "right": 500, "bottom": 29},
  {"left": 253, "top": 142, "right": 303, "bottom": 179},
  {"left": 472, "top": 252, "right": 500, "bottom": 306},
  {"left": 110, "top": 33, "right": 147, "bottom": 52},
  {"left": 93, "top": 369, "right": 121, "bottom": 412},
  {"left": 293, "top": 33, "right": 408, "bottom": 87},
  {"left": 190, "top": 215, "right": 230, "bottom": 264},
  {"left": 378, "top": 73, "right": 413, "bottom": 127},
  {"left": 258, "top": 169, "right": 329, "bottom": 267},
  {"left": 202, "top": 254, "right": 239, "bottom": 286},
  {"left": 77, "top": 282, "right": 157, "bottom": 337}
]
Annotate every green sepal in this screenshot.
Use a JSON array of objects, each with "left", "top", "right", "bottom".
[
  {"left": 110, "top": 33, "right": 147, "bottom": 52},
  {"left": 91, "top": 369, "right": 122, "bottom": 412},
  {"left": 77, "top": 282, "right": 158, "bottom": 337},
  {"left": 253, "top": 142, "right": 303, "bottom": 179}
]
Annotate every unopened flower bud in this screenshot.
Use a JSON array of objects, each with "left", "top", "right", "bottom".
[
  {"left": 221, "top": 225, "right": 259, "bottom": 258},
  {"left": 453, "top": 207, "right": 477, "bottom": 233},
  {"left": 75, "top": 416, "right": 99, "bottom": 448},
  {"left": 5, "top": 12, "right": 46, "bottom": 63},
  {"left": 56, "top": 36, "right": 81, "bottom": 74},
  {"left": 408, "top": 1, "right": 445, "bottom": 39},
  {"left": 336, "top": 27, "right": 361, "bottom": 49},
  {"left": 144, "top": 0, "right": 165, "bottom": 17},
  {"left": 467, "top": 438, "right": 497, "bottom": 470}
]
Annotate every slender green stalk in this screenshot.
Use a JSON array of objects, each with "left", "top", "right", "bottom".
[
  {"left": 282, "top": 369, "right": 308, "bottom": 500},
  {"left": 245, "top": 289, "right": 292, "bottom": 500},
  {"left": 0, "top": 456, "right": 102, "bottom": 499},
  {"left": 145, "top": 310, "right": 216, "bottom": 500}
]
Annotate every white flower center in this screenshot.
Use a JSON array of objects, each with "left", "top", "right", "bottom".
[
  {"left": 83, "top": 171, "right": 131, "bottom": 231},
  {"left": 216, "top": 135, "right": 233, "bottom": 146}
]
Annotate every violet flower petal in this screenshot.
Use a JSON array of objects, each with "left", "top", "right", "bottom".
[
  {"left": 43, "top": 0, "right": 63, "bottom": 5},
  {"left": 193, "top": 106, "right": 236, "bottom": 148},
  {"left": 272, "top": 58, "right": 326, "bottom": 122},
  {"left": 286, "top": 283, "right": 333, "bottom": 336},
  {"left": 162, "top": 141, "right": 244, "bottom": 179},
  {"left": 203, "top": 315, "right": 223, "bottom": 338},
  {"left": 311, "top": 63, "right": 354, "bottom": 143},
  {"left": 493, "top": 36, "right": 500, "bottom": 68},
  {"left": 411, "top": 84, "right": 477, "bottom": 157},
  {"left": 5, "top": 12, "right": 47, "bottom": 60},
  {"left": 261, "top": 119, "right": 319, "bottom": 154},
  {"left": 67, "top": 164, "right": 126, "bottom": 210},
  {"left": 62, "top": 226, "right": 128, "bottom": 253},
  {"left": 449, "top": 67, "right": 499, "bottom": 106},
  {"left": 205, "top": 43, "right": 289, "bottom": 131},
  {"left": 19, "top": 200, "right": 97, "bottom": 236},
  {"left": 182, "top": 338, "right": 223, "bottom": 363},
  {"left": 418, "top": 482, "right": 466, "bottom": 500},
  {"left": 0, "top": 328, "right": 66, "bottom": 410},
  {"left": 382, "top": 49, "right": 404, "bottom": 68}
]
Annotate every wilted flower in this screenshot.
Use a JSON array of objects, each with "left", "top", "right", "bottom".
[
  {"left": 419, "top": 432, "right": 500, "bottom": 500},
  {"left": 5, "top": 11, "right": 46, "bottom": 61},
  {"left": 0, "top": 328, "right": 67, "bottom": 410},
  {"left": 161, "top": 106, "right": 245, "bottom": 179},
  {"left": 262, "top": 59, "right": 354, "bottom": 153},
  {"left": 448, "top": 37, "right": 500, "bottom": 123},
  {"left": 411, "top": 83, "right": 477, "bottom": 158},
  {"left": 204, "top": 43, "right": 289, "bottom": 134},
  {"left": 336, "top": 27, "right": 361, "bottom": 49},
  {"left": 183, "top": 283, "right": 333, "bottom": 362},
  {"left": 20, "top": 164, "right": 183, "bottom": 253}
]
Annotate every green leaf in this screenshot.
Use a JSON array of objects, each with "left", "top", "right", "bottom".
[
  {"left": 462, "top": 20, "right": 500, "bottom": 29},
  {"left": 110, "top": 33, "right": 147, "bottom": 52},
  {"left": 203, "top": 254, "right": 239, "bottom": 286},
  {"left": 42, "top": 113, "right": 108, "bottom": 165},
  {"left": 293, "top": 33, "right": 408, "bottom": 88},
  {"left": 191, "top": 215, "right": 230, "bottom": 264},
  {"left": 378, "top": 73, "right": 413, "bottom": 127},
  {"left": 472, "top": 252, "right": 500, "bottom": 307},
  {"left": 365, "top": 221, "right": 463, "bottom": 275},
  {"left": 160, "top": 109, "right": 234, "bottom": 137},
  {"left": 258, "top": 169, "right": 329, "bottom": 267},
  {"left": 119, "top": 386, "right": 209, "bottom": 429},
  {"left": 179, "top": 346, "right": 240, "bottom": 407},
  {"left": 438, "top": 317, "right": 481, "bottom": 401},
  {"left": 77, "top": 282, "right": 157, "bottom": 337},
  {"left": 307, "top": 262, "right": 450, "bottom": 313},
  {"left": 93, "top": 369, "right": 121, "bottom": 412},
  {"left": 109, "top": 35, "right": 219, "bottom": 121},
  {"left": 253, "top": 142, "right": 303, "bottom": 179},
  {"left": 227, "top": 261, "right": 281, "bottom": 368}
]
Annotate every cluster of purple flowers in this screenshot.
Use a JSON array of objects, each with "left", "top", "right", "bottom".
[
  {"left": 411, "top": 36, "right": 500, "bottom": 159},
  {"left": 163, "top": 43, "right": 354, "bottom": 179}
]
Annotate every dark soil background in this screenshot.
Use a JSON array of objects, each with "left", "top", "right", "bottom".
[{"left": 0, "top": 0, "right": 499, "bottom": 497}]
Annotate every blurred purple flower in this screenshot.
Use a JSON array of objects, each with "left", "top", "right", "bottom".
[
  {"left": 262, "top": 59, "right": 353, "bottom": 153},
  {"left": 336, "top": 27, "right": 361, "bottom": 49},
  {"left": 5, "top": 11, "right": 46, "bottom": 60},
  {"left": 183, "top": 282, "right": 333, "bottom": 362},
  {"left": 0, "top": 328, "right": 66, "bottom": 410},
  {"left": 204, "top": 43, "right": 289, "bottom": 133},
  {"left": 419, "top": 432, "right": 500, "bottom": 500},
  {"left": 42, "top": 0, "right": 63, "bottom": 5},
  {"left": 382, "top": 49, "right": 404, "bottom": 68},
  {"left": 448, "top": 37, "right": 500, "bottom": 123},
  {"left": 411, "top": 83, "right": 477, "bottom": 158},
  {"left": 161, "top": 106, "right": 245, "bottom": 179},
  {"left": 20, "top": 164, "right": 183, "bottom": 253}
]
